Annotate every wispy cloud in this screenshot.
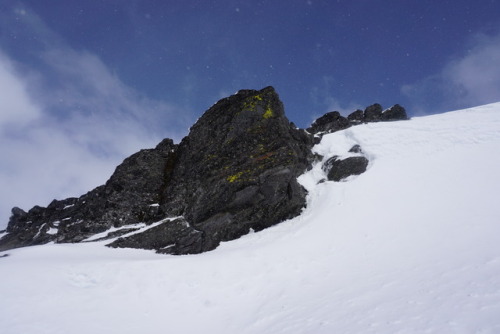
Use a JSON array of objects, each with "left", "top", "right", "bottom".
[
  {"left": 402, "top": 31, "right": 500, "bottom": 114},
  {"left": 443, "top": 33, "right": 500, "bottom": 106},
  {"left": 309, "top": 76, "right": 362, "bottom": 122},
  {"left": 0, "top": 5, "right": 192, "bottom": 228},
  {"left": 0, "top": 52, "right": 41, "bottom": 127}
]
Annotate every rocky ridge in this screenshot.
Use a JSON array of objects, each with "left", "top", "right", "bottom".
[
  {"left": 307, "top": 103, "right": 407, "bottom": 137},
  {"left": 0, "top": 87, "right": 407, "bottom": 254}
]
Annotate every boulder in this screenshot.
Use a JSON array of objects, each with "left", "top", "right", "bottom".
[
  {"left": 323, "top": 156, "right": 369, "bottom": 182},
  {"left": 307, "top": 111, "right": 350, "bottom": 135},
  {"left": 381, "top": 104, "right": 408, "bottom": 121},
  {"left": 347, "top": 109, "right": 364, "bottom": 123},
  {"left": 363, "top": 103, "right": 383, "bottom": 122}
]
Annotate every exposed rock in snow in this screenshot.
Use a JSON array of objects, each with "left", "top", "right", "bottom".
[
  {"left": 0, "top": 139, "right": 176, "bottom": 251},
  {"left": 323, "top": 156, "right": 369, "bottom": 181},
  {"left": 0, "top": 87, "right": 314, "bottom": 254},
  {"left": 307, "top": 111, "right": 350, "bottom": 134},
  {"left": 158, "top": 86, "right": 314, "bottom": 254},
  {"left": 0, "top": 87, "right": 408, "bottom": 254},
  {"left": 308, "top": 103, "right": 408, "bottom": 139}
]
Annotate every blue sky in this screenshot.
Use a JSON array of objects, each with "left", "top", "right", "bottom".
[{"left": 1, "top": 0, "right": 500, "bottom": 227}]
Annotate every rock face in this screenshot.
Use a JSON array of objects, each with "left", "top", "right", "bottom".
[
  {"left": 1, "top": 87, "right": 313, "bottom": 254},
  {"left": 0, "top": 139, "right": 176, "bottom": 251},
  {"left": 0, "top": 86, "right": 408, "bottom": 255},
  {"left": 111, "top": 87, "right": 313, "bottom": 254}
]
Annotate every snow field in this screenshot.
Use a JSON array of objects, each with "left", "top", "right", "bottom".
[{"left": 1, "top": 102, "right": 500, "bottom": 333}]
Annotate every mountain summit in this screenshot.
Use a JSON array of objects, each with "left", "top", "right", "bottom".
[{"left": 0, "top": 87, "right": 407, "bottom": 254}]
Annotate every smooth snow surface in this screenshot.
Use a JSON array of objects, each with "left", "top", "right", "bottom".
[{"left": 1, "top": 103, "right": 500, "bottom": 334}]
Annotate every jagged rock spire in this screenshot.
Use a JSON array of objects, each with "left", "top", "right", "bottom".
[{"left": 111, "top": 86, "right": 314, "bottom": 254}]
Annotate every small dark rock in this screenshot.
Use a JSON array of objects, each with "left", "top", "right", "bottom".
[
  {"left": 323, "top": 156, "right": 369, "bottom": 181},
  {"left": 363, "top": 103, "right": 383, "bottom": 122},
  {"left": 347, "top": 109, "right": 364, "bottom": 123},
  {"left": 348, "top": 144, "right": 363, "bottom": 153},
  {"left": 381, "top": 104, "right": 408, "bottom": 121},
  {"left": 307, "top": 111, "right": 350, "bottom": 135}
]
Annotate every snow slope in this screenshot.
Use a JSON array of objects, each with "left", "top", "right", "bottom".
[{"left": 1, "top": 103, "right": 500, "bottom": 334}]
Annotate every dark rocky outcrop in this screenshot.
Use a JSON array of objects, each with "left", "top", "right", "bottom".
[
  {"left": 0, "top": 86, "right": 408, "bottom": 255},
  {"left": 307, "top": 111, "right": 350, "bottom": 134},
  {"left": 156, "top": 86, "right": 313, "bottom": 253},
  {"left": 355, "top": 103, "right": 408, "bottom": 123},
  {"left": 0, "top": 139, "right": 176, "bottom": 251},
  {"left": 362, "top": 103, "right": 383, "bottom": 122},
  {"left": 380, "top": 104, "right": 408, "bottom": 121},
  {"left": 308, "top": 103, "right": 408, "bottom": 137},
  {"left": 347, "top": 109, "right": 364, "bottom": 123},
  {"left": 1, "top": 87, "right": 313, "bottom": 255},
  {"left": 323, "top": 155, "right": 369, "bottom": 182}
]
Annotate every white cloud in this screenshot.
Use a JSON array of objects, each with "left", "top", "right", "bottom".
[
  {"left": 35, "top": 48, "right": 189, "bottom": 157},
  {"left": 0, "top": 8, "right": 193, "bottom": 229},
  {"left": 402, "top": 31, "right": 500, "bottom": 114},
  {"left": 0, "top": 53, "right": 41, "bottom": 127},
  {"left": 444, "top": 34, "right": 500, "bottom": 105}
]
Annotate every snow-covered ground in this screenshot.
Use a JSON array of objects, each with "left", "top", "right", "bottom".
[{"left": 1, "top": 103, "right": 500, "bottom": 334}]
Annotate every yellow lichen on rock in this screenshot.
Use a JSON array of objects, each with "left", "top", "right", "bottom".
[
  {"left": 242, "top": 94, "right": 265, "bottom": 112},
  {"left": 263, "top": 106, "right": 273, "bottom": 119},
  {"left": 227, "top": 171, "right": 244, "bottom": 183}
]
